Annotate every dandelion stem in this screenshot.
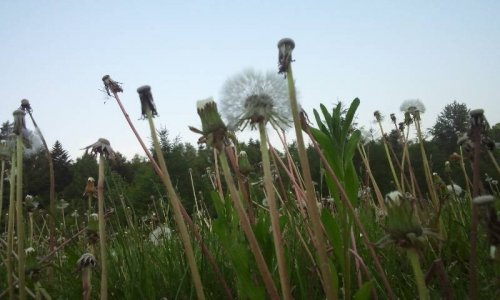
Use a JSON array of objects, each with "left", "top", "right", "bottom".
[
  {"left": 146, "top": 109, "right": 206, "bottom": 300},
  {"left": 407, "top": 248, "right": 429, "bottom": 300},
  {"left": 109, "top": 84, "right": 232, "bottom": 299},
  {"left": 26, "top": 111, "right": 56, "bottom": 254},
  {"left": 285, "top": 64, "right": 337, "bottom": 300},
  {"left": 414, "top": 119, "right": 438, "bottom": 206},
  {"left": 218, "top": 149, "right": 280, "bottom": 300},
  {"left": 97, "top": 153, "right": 108, "bottom": 300},
  {"left": 258, "top": 122, "right": 292, "bottom": 300},
  {"left": 469, "top": 123, "right": 481, "bottom": 300},
  {"left": 6, "top": 151, "right": 16, "bottom": 300},
  {"left": 16, "top": 134, "right": 26, "bottom": 300},
  {"left": 376, "top": 119, "right": 402, "bottom": 191}
]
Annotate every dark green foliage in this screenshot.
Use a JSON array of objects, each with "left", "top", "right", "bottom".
[{"left": 430, "top": 101, "right": 470, "bottom": 155}]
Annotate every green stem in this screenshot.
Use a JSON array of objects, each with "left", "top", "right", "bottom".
[
  {"left": 97, "top": 154, "right": 108, "bottom": 300},
  {"left": 219, "top": 150, "right": 279, "bottom": 299},
  {"left": 258, "top": 122, "right": 292, "bottom": 300},
  {"left": 16, "top": 135, "right": 26, "bottom": 300},
  {"left": 407, "top": 248, "right": 429, "bottom": 300},
  {"left": 377, "top": 120, "right": 402, "bottom": 191},
  {"left": 27, "top": 112, "right": 56, "bottom": 253},
  {"left": 286, "top": 64, "right": 337, "bottom": 300},
  {"left": 414, "top": 119, "right": 438, "bottom": 205},
  {"left": 6, "top": 151, "right": 16, "bottom": 300},
  {"left": 146, "top": 110, "right": 206, "bottom": 300},
  {"left": 0, "top": 160, "right": 4, "bottom": 224}
]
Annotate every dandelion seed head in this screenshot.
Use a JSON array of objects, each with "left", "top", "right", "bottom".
[
  {"left": 446, "top": 184, "right": 463, "bottom": 196},
  {"left": 220, "top": 69, "right": 291, "bottom": 131},
  {"left": 400, "top": 99, "right": 426, "bottom": 114},
  {"left": 473, "top": 195, "right": 495, "bottom": 205}
]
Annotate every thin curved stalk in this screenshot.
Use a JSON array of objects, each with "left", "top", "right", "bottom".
[
  {"left": 26, "top": 112, "right": 56, "bottom": 252},
  {"left": 376, "top": 120, "right": 402, "bottom": 191},
  {"left": 258, "top": 122, "right": 292, "bottom": 300},
  {"left": 218, "top": 149, "right": 280, "bottom": 300},
  {"left": 108, "top": 84, "right": 233, "bottom": 299}
]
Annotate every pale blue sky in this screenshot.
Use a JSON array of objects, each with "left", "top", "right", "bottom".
[{"left": 1, "top": 1, "right": 499, "bottom": 159}]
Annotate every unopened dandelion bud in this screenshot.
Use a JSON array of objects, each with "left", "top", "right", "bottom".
[
  {"left": 469, "top": 109, "right": 484, "bottom": 127},
  {"left": 277, "top": 37, "right": 295, "bottom": 74},
  {"left": 238, "top": 151, "right": 253, "bottom": 175},
  {"left": 196, "top": 98, "right": 226, "bottom": 134},
  {"left": 137, "top": 85, "right": 158, "bottom": 118},
  {"left": 473, "top": 195, "right": 495, "bottom": 205},
  {"left": 373, "top": 110, "right": 382, "bottom": 122}
]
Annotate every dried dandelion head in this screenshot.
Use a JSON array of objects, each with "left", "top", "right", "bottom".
[
  {"left": 20, "top": 99, "right": 32, "bottom": 113},
  {"left": 220, "top": 69, "right": 291, "bottom": 131},
  {"left": 82, "top": 138, "right": 115, "bottom": 159},
  {"left": 137, "top": 85, "right": 158, "bottom": 118},
  {"left": 102, "top": 75, "right": 123, "bottom": 96},
  {"left": 76, "top": 253, "right": 97, "bottom": 272},
  {"left": 277, "top": 38, "right": 295, "bottom": 75}
]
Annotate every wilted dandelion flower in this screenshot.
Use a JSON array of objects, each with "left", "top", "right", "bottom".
[
  {"left": 76, "top": 253, "right": 97, "bottom": 271},
  {"left": 277, "top": 38, "right": 295, "bottom": 75},
  {"left": 220, "top": 69, "right": 291, "bottom": 131},
  {"left": 137, "top": 85, "right": 158, "bottom": 118},
  {"left": 82, "top": 138, "right": 115, "bottom": 159}
]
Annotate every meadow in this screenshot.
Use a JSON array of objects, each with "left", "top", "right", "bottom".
[{"left": 0, "top": 38, "right": 499, "bottom": 299}]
